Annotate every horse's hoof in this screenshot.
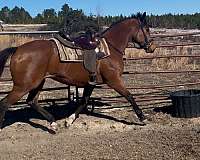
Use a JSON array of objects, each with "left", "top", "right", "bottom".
[
  {"left": 65, "top": 119, "right": 73, "bottom": 128},
  {"left": 65, "top": 121, "right": 71, "bottom": 128},
  {"left": 139, "top": 114, "right": 146, "bottom": 122},
  {"left": 139, "top": 119, "right": 147, "bottom": 126},
  {"left": 48, "top": 122, "right": 58, "bottom": 134},
  {"left": 65, "top": 114, "right": 76, "bottom": 128},
  {"left": 138, "top": 115, "right": 150, "bottom": 126},
  {"left": 50, "top": 122, "right": 58, "bottom": 130},
  {"left": 134, "top": 113, "right": 149, "bottom": 126}
]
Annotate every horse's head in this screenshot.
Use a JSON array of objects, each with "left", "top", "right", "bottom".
[{"left": 130, "top": 12, "right": 156, "bottom": 53}]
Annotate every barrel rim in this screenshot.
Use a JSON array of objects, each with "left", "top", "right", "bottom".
[{"left": 170, "top": 89, "right": 200, "bottom": 98}]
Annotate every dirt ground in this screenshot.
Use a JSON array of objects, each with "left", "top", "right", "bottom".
[
  {"left": 1, "top": 61, "right": 200, "bottom": 160},
  {"left": 0, "top": 105, "right": 199, "bottom": 160}
]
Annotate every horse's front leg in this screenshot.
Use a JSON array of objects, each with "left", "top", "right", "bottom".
[
  {"left": 65, "top": 84, "right": 95, "bottom": 128},
  {"left": 107, "top": 77, "right": 146, "bottom": 122}
]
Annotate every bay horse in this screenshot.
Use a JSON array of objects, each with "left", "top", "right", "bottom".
[{"left": 0, "top": 12, "right": 156, "bottom": 131}]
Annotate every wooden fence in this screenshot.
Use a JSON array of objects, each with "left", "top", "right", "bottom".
[{"left": 1, "top": 30, "right": 200, "bottom": 109}]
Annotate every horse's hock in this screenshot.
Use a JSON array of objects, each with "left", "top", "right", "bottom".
[{"left": 170, "top": 90, "right": 200, "bottom": 118}]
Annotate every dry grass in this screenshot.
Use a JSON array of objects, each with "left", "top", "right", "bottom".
[
  {"left": 0, "top": 35, "right": 36, "bottom": 50},
  {"left": 125, "top": 46, "right": 198, "bottom": 70},
  {"left": 125, "top": 48, "right": 146, "bottom": 58}
]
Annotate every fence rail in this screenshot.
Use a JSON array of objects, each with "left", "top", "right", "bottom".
[
  {"left": 123, "top": 70, "right": 200, "bottom": 75},
  {"left": 151, "top": 31, "right": 200, "bottom": 38},
  {"left": 158, "top": 42, "right": 200, "bottom": 48},
  {"left": 0, "top": 30, "right": 200, "bottom": 37},
  {"left": 0, "top": 31, "right": 59, "bottom": 35},
  {"left": 96, "top": 82, "right": 200, "bottom": 90},
  {"left": 1, "top": 30, "right": 200, "bottom": 108},
  {"left": 124, "top": 54, "right": 200, "bottom": 61}
]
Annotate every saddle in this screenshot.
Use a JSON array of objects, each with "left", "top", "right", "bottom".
[
  {"left": 55, "top": 31, "right": 99, "bottom": 50},
  {"left": 73, "top": 34, "right": 99, "bottom": 50},
  {"left": 52, "top": 31, "right": 110, "bottom": 64}
]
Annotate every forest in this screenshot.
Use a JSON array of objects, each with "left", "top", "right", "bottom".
[{"left": 1, "top": 4, "right": 200, "bottom": 33}]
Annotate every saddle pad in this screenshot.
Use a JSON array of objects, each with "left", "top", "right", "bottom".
[
  {"left": 50, "top": 38, "right": 110, "bottom": 62},
  {"left": 50, "top": 38, "right": 83, "bottom": 62}
]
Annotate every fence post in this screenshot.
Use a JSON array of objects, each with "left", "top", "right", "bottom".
[
  {"left": 67, "top": 85, "right": 71, "bottom": 101},
  {"left": 76, "top": 86, "right": 79, "bottom": 102}
]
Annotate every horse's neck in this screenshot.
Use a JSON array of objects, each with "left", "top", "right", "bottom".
[
  {"left": 104, "top": 21, "right": 134, "bottom": 55},
  {"left": 106, "top": 33, "right": 127, "bottom": 52}
]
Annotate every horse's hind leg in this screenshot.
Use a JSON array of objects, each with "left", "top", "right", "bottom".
[
  {"left": 65, "top": 84, "right": 95, "bottom": 128},
  {"left": 26, "top": 80, "right": 57, "bottom": 131},
  {"left": 0, "top": 87, "right": 28, "bottom": 129}
]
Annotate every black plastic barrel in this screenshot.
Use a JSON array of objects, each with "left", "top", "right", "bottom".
[{"left": 170, "top": 90, "right": 200, "bottom": 118}]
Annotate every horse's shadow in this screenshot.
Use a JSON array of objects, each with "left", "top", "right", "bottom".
[
  {"left": 3, "top": 101, "right": 78, "bottom": 133},
  {"left": 3, "top": 100, "right": 142, "bottom": 133}
]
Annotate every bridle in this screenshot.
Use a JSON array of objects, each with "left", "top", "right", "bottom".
[{"left": 133, "top": 19, "right": 151, "bottom": 50}]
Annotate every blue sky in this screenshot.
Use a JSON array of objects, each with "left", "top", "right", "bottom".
[{"left": 0, "top": 0, "right": 200, "bottom": 17}]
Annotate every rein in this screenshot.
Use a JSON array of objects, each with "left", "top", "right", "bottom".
[{"left": 103, "top": 37, "right": 125, "bottom": 56}]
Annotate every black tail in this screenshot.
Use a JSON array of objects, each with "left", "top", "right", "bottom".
[{"left": 0, "top": 47, "right": 17, "bottom": 77}]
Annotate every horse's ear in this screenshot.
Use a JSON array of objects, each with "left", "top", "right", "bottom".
[
  {"left": 136, "top": 12, "right": 142, "bottom": 20},
  {"left": 141, "top": 12, "right": 146, "bottom": 21},
  {"left": 141, "top": 12, "right": 147, "bottom": 24}
]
